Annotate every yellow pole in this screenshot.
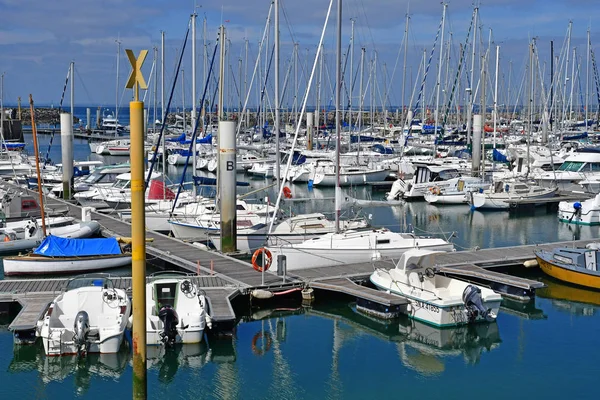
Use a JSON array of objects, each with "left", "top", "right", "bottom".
[{"left": 130, "top": 98, "right": 146, "bottom": 399}]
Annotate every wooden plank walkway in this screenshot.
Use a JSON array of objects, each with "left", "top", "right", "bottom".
[
  {"left": 310, "top": 278, "right": 408, "bottom": 307},
  {"left": 3, "top": 293, "right": 55, "bottom": 332}
]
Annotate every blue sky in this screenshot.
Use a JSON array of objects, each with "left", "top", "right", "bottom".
[{"left": 0, "top": 0, "right": 597, "bottom": 108}]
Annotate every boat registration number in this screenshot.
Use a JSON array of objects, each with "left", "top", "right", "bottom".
[{"left": 415, "top": 301, "right": 439, "bottom": 313}]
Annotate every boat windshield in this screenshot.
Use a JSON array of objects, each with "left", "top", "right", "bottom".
[
  {"left": 558, "top": 161, "right": 584, "bottom": 172},
  {"left": 66, "top": 275, "right": 115, "bottom": 291}
]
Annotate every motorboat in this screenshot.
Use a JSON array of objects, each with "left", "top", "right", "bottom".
[
  {"left": 424, "top": 178, "right": 489, "bottom": 205},
  {"left": 469, "top": 179, "right": 558, "bottom": 210},
  {"left": 534, "top": 147, "right": 600, "bottom": 193},
  {"left": 558, "top": 194, "right": 600, "bottom": 225},
  {"left": 370, "top": 249, "right": 502, "bottom": 327},
  {"left": 535, "top": 244, "right": 600, "bottom": 289},
  {"left": 266, "top": 228, "right": 455, "bottom": 271},
  {"left": 36, "top": 274, "right": 131, "bottom": 356},
  {"left": 2, "top": 235, "right": 131, "bottom": 276},
  {"left": 145, "top": 272, "right": 212, "bottom": 346}
]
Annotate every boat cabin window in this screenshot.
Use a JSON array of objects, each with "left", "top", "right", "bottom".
[
  {"left": 236, "top": 204, "right": 247, "bottom": 211},
  {"left": 434, "top": 169, "right": 461, "bottom": 181},
  {"left": 558, "top": 161, "right": 584, "bottom": 172},
  {"left": 113, "top": 179, "right": 131, "bottom": 189},
  {"left": 155, "top": 282, "right": 178, "bottom": 312},
  {"left": 376, "top": 239, "right": 390, "bottom": 245},
  {"left": 299, "top": 223, "right": 325, "bottom": 230},
  {"left": 21, "top": 199, "right": 38, "bottom": 211}
]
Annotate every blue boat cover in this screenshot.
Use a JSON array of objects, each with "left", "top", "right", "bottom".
[{"left": 33, "top": 235, "right": 122, "bottom": 257}]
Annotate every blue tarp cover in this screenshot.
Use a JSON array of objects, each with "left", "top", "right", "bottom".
[{"left": 34, "top": 235, "right": 122, "bottom": 257}]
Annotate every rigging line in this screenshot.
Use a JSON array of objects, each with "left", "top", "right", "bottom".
[
  {"left": 170, "top": 41, "right": 218, "bottom": 214},
  {"left": 268, "top": 0, "right": 334, "bottom": 234},
  {"left": 413, "top": 12, "right": 444, "bottom": 115},
  {"left": 442, "top": 9, "right": 473, "bottom": 129},
  {"left": 74, "top": 68, "right": 95, "bottom": 106},
  {"left": 43, "top": 65, "right": 71, "bottom": 167},
  {"left": 146, "top": 26, "right": 191, "bottom": 188}
]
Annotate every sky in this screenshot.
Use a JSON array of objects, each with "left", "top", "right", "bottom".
[{"left": 0, "top": 0, "right": 598, "bottom": 110}]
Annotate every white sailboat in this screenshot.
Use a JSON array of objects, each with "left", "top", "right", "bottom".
[{"left": 267, "top": 228, "right": 454, "bottom": 271}]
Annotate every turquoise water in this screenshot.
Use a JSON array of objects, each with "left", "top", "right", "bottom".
[{"left": 2, "top": 133, "right": 599, "bottom": 398}]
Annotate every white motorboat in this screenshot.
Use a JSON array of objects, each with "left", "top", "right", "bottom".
[
  {"left": 370, "top": 249, "right": 502, "bottom": 327},
  {"left": 145, "top": 272, "right": 212, "bottom": 346},
  {"left": 37, "top": 274, "right": 131, "bottom": 356},
  {"left": 424, "top": 178, "right": 489, "bottom": 205},
  {"left": 2, "top": 235, "right": 131, "bottom": 276},
  {"left": 534, "top": 148, "right": 600, "bottom": 192},
  {"left": 469, "top": 179, "right": 558, "bottom": 210},
  {"left": 266, "top": 228, "right": 455, "bottom": 271},
  {"left": 558, "top": 193, "right": 600, "bottom": 225}
]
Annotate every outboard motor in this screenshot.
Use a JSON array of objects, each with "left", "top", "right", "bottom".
[
  {"left": 158, "top": 305, "right": 179, "bottom": 346},
  {"left": 24, "top": 218, "right": 40, "bottom": 239},
  {"left": 73, "top": 311, "right": 91, "bottom": 354},
  {"left": 462, "top": 285, "right": 494, "bottom": 323}
]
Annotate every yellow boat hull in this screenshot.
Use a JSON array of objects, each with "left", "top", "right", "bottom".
[{"left": 536, "top": 256, "right": 600, "bottom": 290}]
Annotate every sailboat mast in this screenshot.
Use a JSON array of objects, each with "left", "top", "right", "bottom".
[
  {"left": 433, "top": 3, "right": 447, "bottom": 154},
  {"left": 275, "top": 0, "right": 281, "bottom": 192},
  {"left": 349, "top": 18, "right": 354, "bottom": 126},
  {"left": 467, "top": 7, "right": 478, "bottom": 145},
  {"left": 29, "top": 95, "right": 47, "bottom": 237},
  {"left": 161, "top": 31, "right": 166, "bottom": 198},
  {"left": 192, "top": 12, "right": 197, "bottom": 177},
  {"left": 70, "top": 61, "right": 74, "bottom": 124},
  {"left": 115, "top": 39, "right": 121, "bottom": 137},
  {"left": 586, "top": 29, "right": 590, "bottom": 131},
  {"left": 493, "top": 45, "right": 499, "bottom": 150},
  {"left": 401, "top": 8, "right": 409, "bottom": 121},
  {"left": 335, "top": 0, "right": 342, "bottom": 232}
]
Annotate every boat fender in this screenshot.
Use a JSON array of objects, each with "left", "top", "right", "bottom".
[
  {"left": 251, "top": 331, "right": 272, "bottom": 356},
  {"left": 3, "top": 235, "right": 9, "bottom": 242},
  {"left": 283, "top": 186, "right": 293, "bottom": 199},
  {"left": 252, "top": 248, "right": 272, "bottom": 272},
  {"left": 251, "top": 289, "right": 274, "bottom": 300},
  {"left": 523, "top": 259, "right": 539, "bottom": 268}
]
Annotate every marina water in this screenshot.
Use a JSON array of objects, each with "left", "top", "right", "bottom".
[{"left": 0, "top": 133, "right": 599, "bottom": 399}]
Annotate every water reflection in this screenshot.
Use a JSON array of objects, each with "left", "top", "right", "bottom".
[
  {"left": 147, "top": 342, "right": 210, "bottom": 384},
  {"left": 247, "top": 302, "right": 502, "bottom": 377},
  {"left": 537, "top": 276, "right": 600, "bottom": 316},
  {"left": 9, "top": 341, "right": 129, "bottom": 395}
]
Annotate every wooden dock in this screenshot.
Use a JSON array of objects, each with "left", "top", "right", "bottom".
[{"left": 2, "top": 182, "right": 596, "bottom": 338}]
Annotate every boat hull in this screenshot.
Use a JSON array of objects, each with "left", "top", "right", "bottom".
[
  {"left": 269, "top": 241, "right": 454, "bottom": 271},
  {"left": 535, "top": 251, "right": 600, "bottom": 289},
  {"left": 3, "top": 254, "right": 131, "bottom": 276}
]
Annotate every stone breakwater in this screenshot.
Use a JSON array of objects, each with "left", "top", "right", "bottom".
[{"left": 18, "top": 108, "right": 80, "bottom": 126}]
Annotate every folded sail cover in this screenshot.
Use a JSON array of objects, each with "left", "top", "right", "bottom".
[{"left": 34, "top": 235, "right": 122, "bottom": 257}]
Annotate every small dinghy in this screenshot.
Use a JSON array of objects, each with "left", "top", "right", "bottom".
[
  {"left": 37, "top": 274, "right": 131, "bottom": 356},
  {"left": 370, "top": 249, "right": 502, "bottom": 327},
  {"left": 145, "top": 272, "right": 212, "bottom": 346},
  {"left": 2, "top": 235, "right": 131, "bottom": 276}
]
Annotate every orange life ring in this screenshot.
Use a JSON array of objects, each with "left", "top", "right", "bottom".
[
  {"left": 429, "top": 186, "right": 440, "bottom": 195},
  {"left": 3, "top": 235, "right": 10, "bottom": 242},
  {"left": 283, "top": 186, "right": 292, "bottom": 199},
  {"left": 251, "top": 331, "right": 272, "bottom": 356},
  {"left": 252, "top": 248, "right": 272, "bottom": 272}
]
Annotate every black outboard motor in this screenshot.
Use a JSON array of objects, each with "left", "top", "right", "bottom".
[
  {"left": 462, "top": 285, "right": 494, "bottom": 323},
  {"left": 158, "top": 305, "right": 179, "bottom": 346},
  {"left": 73, "top": 311, "right": 91, "bottom": 354}
]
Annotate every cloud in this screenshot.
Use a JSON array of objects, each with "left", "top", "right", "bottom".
[{"left": 0, "top": 0, "right": 599, "bottom": 104}]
